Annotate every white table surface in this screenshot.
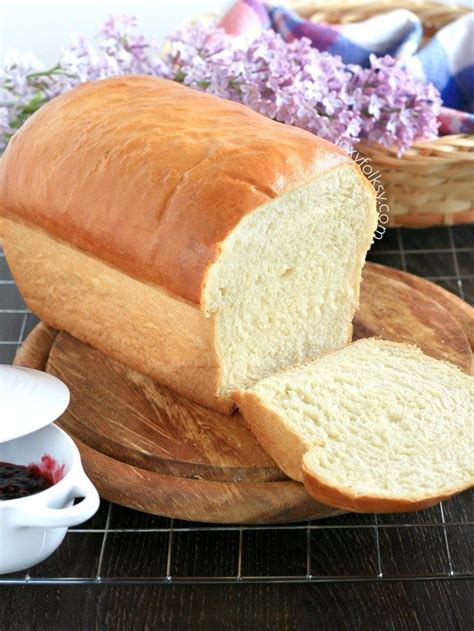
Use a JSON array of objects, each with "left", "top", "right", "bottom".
[{"left": 1, "top": 1, "right": 470, "bottom": 67}]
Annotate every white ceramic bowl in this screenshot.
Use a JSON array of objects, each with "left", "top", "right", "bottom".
[{"left": 0, "top": 422, "right": 99, "bottom": 575}]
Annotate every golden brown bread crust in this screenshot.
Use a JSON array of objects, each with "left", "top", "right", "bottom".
[
  {"left": 0, "top": 75, "right": 350, "bottom": 305},
  {"left": 2, "top": 218, "right": 234, "bottom": 413},
  {"left": 231, "top": 390, "right": 308, "bottom": 481}
]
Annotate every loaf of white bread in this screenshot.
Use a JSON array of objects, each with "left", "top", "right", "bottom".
[
  {"left": 0, "top": 75, "right": 377, "bottom": 413},
  {"left": 234, "top": 339, "right": 474, "bottom": 512}
]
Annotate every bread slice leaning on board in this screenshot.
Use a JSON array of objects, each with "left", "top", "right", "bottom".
[
  {"left": 233, "top": 339, "right": 474, "bottom": 513},
  {"left": 0, "top": 75, "right": 377, "bottom": 414}
]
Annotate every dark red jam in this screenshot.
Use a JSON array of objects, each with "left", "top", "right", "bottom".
[{"left": 0, "top": 455, "right": 65, "bottom": 501}]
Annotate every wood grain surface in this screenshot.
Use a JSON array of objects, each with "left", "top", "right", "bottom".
[
  {"left": 355, "top": 264, "right": 472, "bottom": 374},
  {"left": 365, "top": 262, "right": 474, "bottom": 353},
  {"left": 47, "top": 331, "right": 283, "bottom": 483},
  {"left": 1, "top": 581, "right": 473, "bottom": 631},
  {"left": 13, "top": 321, "right": 58, "bottom": 369},
  {"left": 14, "top": 264, "right": 474, "bottom": 523},
  {"left": 70, "top": 435, "right": 337, "bottom": 523}
]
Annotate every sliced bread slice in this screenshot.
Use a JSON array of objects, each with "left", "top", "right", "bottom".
[{"left": 232, "top": 339, "right": 473, "bottom": 513}]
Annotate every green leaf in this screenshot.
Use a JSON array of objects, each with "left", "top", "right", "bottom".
[
  {"left": 10, "top": 91, "right": 48, "bottom": 130},
  {"left": 26, "top": 63, "right": 62, "bottom": 80}
]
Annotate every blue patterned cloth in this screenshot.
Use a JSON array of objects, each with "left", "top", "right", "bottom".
[{"left": 220, "top": 1, "right": 474, "bottom": 132}]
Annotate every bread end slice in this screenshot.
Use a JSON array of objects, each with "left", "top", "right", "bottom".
[{"left": 233, "top": 339, "right": 473, "bottom": 513}]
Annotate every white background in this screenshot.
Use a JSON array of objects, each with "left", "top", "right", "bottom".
[
  {"left": 0, "top": 0, "right": 230, "bottom": 65},
  {"left": 1, "top": 1, "right": 470, "bottom": 66}
]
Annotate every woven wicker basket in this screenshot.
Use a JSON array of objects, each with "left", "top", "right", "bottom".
[{"left": 287, "top": 0, "right": 474, "bottom": 227}]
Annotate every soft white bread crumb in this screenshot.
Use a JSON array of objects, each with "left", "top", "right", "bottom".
[
  {"left": 233, "top": 339, "right": 473, "bottom": 513},
  {"left": 205, "top": 165, "right": 376, "bottom": 399}
]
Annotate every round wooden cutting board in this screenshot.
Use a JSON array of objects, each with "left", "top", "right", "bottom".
[{"left": 14, "top": 263, "right": 473, "bottom": 523}]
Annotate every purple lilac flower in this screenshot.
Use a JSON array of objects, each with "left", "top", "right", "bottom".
[
  {"left": 0, "top": 17, "right": 440, "bottom": 154},
  {"left": 0, "top": 49, "right": 48, "bottom": 147},
  {"left": 164, "top": 24, "right": 440, "bottom": 154}
]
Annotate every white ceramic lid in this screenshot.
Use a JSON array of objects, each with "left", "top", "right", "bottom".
[{"left": 0, "top": 365, "right": 70, "bottom": 443}]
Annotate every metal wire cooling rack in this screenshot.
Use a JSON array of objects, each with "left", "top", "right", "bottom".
[{"left": 0, "top": 226, "right": 473, "bottom": 586}]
